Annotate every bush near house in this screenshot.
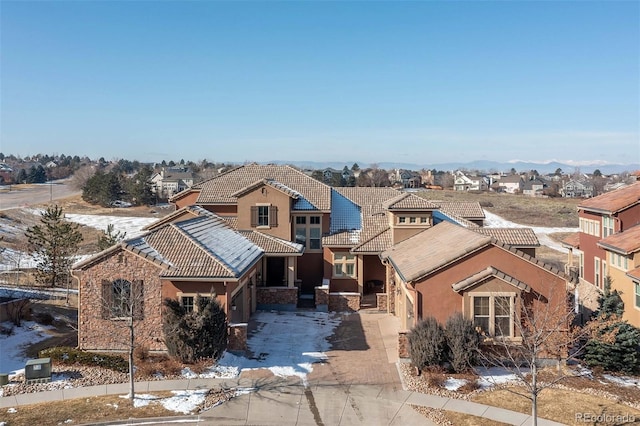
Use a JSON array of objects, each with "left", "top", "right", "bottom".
[
  {"left": 445, "top": 313, "right": 481, "bottom": 373},
  {"left": 163, "top": 294, "right": 228, "bottom": 364},
  {"left": 408, "top": 317, "right": 446, "bottom": 371},
  {"left": 409, "top": 314, "right": 481, "bottom": 374}
]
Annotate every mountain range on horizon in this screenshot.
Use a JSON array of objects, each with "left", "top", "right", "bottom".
[{"left": 265, "top": 159, "right": 640, "bottom": 176}]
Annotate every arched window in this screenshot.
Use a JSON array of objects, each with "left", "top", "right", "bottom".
[{"left": 101, "top": 279, "right": 144, "bottom": 320}]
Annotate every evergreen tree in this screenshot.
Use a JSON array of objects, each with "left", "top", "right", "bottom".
[
  {"left": 25, "top": 205, "right": 83, "bottom": 287},
  {"left": 163, "top": 293, "right": 228, "bottom": 363},
  {"left": 82, "top": 170, "right": 122, "bottom": 206},
  {"left": 583, "top": 277, "right": 640, "bottom": 374},
  {"left": 98, "top": 224, "right": 127, "bottom": 251}
]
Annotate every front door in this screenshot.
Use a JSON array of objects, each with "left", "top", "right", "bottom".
[{"left": 266, "top": 257, "right": 285, "bottom": 286}]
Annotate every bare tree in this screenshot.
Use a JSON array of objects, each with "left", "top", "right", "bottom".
[
  {"left": 98, "top": 278, "right": 145, "bottom": 402},
  {"left": 476, "top": 292, "right": 588, "bottom": 426}
]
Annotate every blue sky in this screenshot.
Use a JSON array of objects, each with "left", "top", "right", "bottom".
[{"left": 1, "top": 1, "right": 638, "bottom": 166}]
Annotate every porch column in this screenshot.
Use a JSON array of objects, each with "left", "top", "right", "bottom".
[
  {"left": 357, "top": 255, "right": 364, "bottom": 295},
  {"left": 287, "top": 257, "right": 295, "bottom": 287}
]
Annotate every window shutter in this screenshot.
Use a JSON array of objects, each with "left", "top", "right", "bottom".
[
  {"left": 250, "top": 206, "right": 258, "bottom": 227},
  {"left": 132, "top": 280, "right": 144, "bottom": 320},
  {"left": 101, "top": 280, "right": 112, "bottom": 320},
  {"left": 270, "top": 206, "right": 278, "bottom": 227}
]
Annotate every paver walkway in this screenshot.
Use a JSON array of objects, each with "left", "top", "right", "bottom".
[{"left": 0, "top": 307, "right": 566, "bottom": 425}]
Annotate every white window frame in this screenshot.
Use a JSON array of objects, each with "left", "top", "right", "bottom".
[
  {"left": 635, "top": 282, "right": 640, "bottom": 310},
  {"left": 177, "top": 292, "right": 211, "bottom": 313},
  {"left": 257, "top": 204, "right": 270, "bottom": 227},
  {"left": 294, "top": 215, "right": 322, "bottom": 251},
  {"left": 471, "top": 293, "right": 515, "bottom": 338},
  {"left": 333, "top": 252, "right": 356, "bottom": 278},
  {"left": 594, "top": 258, "right": 601, "bottom": 288}
]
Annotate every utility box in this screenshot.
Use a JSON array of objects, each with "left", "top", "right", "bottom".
[{"left": 25, "top": 358, "right": 52, "bottom": 384}]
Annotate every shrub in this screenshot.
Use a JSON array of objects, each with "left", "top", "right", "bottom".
[
  {"left": 134, "top": 345, "right": 150, "bottom": 362},
  {"left": 408, "top": 317, "right": 446, "bottom": 372},
  {"left": 445, "top": 313, "right": 480, "bottom": 373},
  {"left": 163, "top": 294, "right": 228, "bottom": 363},
  {"left": 40, "top": 346, "right": 129, "bottom": 373}
]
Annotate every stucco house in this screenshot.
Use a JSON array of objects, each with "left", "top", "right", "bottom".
[
  {"left": 381, "top": 221, "right": 572, "bottom": 350},
  {"left": 496, "top": 175, "right": 524, "bottom": 194},
  {"left": 560, "top": 179, "right": 594, "bottom": 198},
  {"left": 562, "top": 182, "right": 640, "bottom": 327},
  {"left": 150, "top": 167, "right": 195, "bottom": 199},
  {"left": 74, "top": 163, "right": 564, "bottom": 355}
]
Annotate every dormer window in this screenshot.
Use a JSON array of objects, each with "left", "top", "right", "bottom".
[{"left": 251, "top": 204, "right": 278, "bottom": 228}]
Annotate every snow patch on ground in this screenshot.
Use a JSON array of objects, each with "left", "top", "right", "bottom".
[
  {"left": 474, "top": 367, "right": 520, "bottom": 388},
  {"left": 217, "top": 311, "right": 341, "bottom": 385},
  {"left": 443, "top": 378, "right": 468, "bottom": 391},
  {"left": 603, "top": 374, "right": 640, "bottom": 388},
  {"left": 0, "top": 321, "right": 55, "bottom": 376}
]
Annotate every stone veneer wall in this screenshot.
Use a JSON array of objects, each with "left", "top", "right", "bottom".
[
  {"left": 376, "top": 293, "right": 388, "bottom": 312},
  {"left": 256, "top": 287, "right": 298, "bottom": 305},
  {"left": 328, "top": 292, "right": 360, "bottom": 312},
  {"left": 398, "top": 331, "right": 410, "bottom": 359},
  {"left": 77, "top": 250, "right": 165, "bottom": 352},
  {"left": 228, "top": 323, "right": 247, "bottom": 352},
  {"left": 315, "top": 286, "right": 329, "bottom": 306}
]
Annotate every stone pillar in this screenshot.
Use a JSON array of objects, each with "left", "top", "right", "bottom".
[
  {"left": 376, "top": 293, "right": 388, "bottom": 312},
  {"left": 228, "top": 323, "right": 247, "bottom": 352},
  {"left": 398, "top": 331, "right": 410, "bottom": 359}
]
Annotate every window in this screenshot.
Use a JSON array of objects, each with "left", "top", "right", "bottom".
[
  {"left": 251, "top": 205, "right": 278, "bottom": 228},
  {"left": 420, "top": 217, "right": 428, "bottom": 224},
  {"left": 258, "top": 206, "right": 269, "bottom": 226},
  {"left": 579, "top": 253, "right": 584, "bottom": 278},
  {"left": 610, "top": 252, "right": 629, "bottom": 271},
  {"left": 409, "top": 217, "right": 416, "bottom": 224},
  {"left": 398, "top": 217, "right": 406, "bottom": 224},
  {"left": 333, "top": 252, "right": 356, "bottom": 278},
  {"left": 603, "top": 216, "right": 614, "bottom": 237},
  {"left": 295, "top": 215, "right": 321, "bottom": 250},
  {"left": 472, "top": 294, "right": 513, "bottom": 337},
  {"left": 595, "top": 258, "right": 601, "bottom": 288},
  {"left": 635, "top": 282, "right": 640, "bottom": 309},
  {"left": 181, "top": 296, "right": 195, "bottom": 312},
  {"left": 102, "top": 279, "right": 144, "bottom": 320}
]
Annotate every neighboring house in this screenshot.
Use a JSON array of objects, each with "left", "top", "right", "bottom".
[
  {"left": 45, "top": 161, "right": 57, "bottom": 168},
  {"left": 0, "top": 163, "right": 13, "bottom": 184},
  {"left": 597, "top": 225, "right": 640, "bottom": 328},
  {"left": 150, "top": 168, "right": 195, "bottom": 199},
  {"left": 560, "top": 179, "right": 594, "bottom": 198},
  {"left": 562, "top": 182, "right": 640, "bottom": 327},
  {"left": 380, "top": 221, "right": 571, "bottom": 340},
  {"left": 391, "top": 169, "right": 422, "bottom": 188},
  {"left": 453, "top": 171, "right": 488, "bottom": 192},
  {"left": 496, "top": 175, "right": 524, "bottom": 194},
  {"left": 74, "top": 163, "right": 558, "bottom": 354},
  {"left": 522, "top": 178, "right": 546, "bottom": 197}
]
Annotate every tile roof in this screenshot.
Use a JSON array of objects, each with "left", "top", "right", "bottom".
[
  {"left": 472, "top": 228, "right": 539, "bottom": 247},
  {"left": 193, "top": 164, "right": 332, "bottom": 210},
  {"left": 626, "top": 266, "right": 640, "bottom": 281},
  {"left": 351, "top": 228, "right": 393, "bottom": 253},
  {"left": 451, "top": 266, "right": 531, "bottom": 293},
  {"left": 597, "top": 224, "right": 640, "bottom": 255},
  {"left": 561, "top": 232, "right": 580, "bottom": 249},
  {"left": 381, "top": 221, "right": 493, "bottom": 283},
  {"left": 431, "top": 201, "right": 485, "bottom": 219},
  {"left": 143, "top": 205, "right": 211, "bottom": 231},
  {"left": 237, "top": 231, "right": 304, "bottom": 255},
  {"left": 147, "top": 215, "right": 263, "bottom": 278},
  {"left": 231, "top": 178, "right": 301, "bottom": 199},
  {"left": 383, "top": 193, "right": 438, "bottom": 210},
  {"left": 578, "top": 182, "right": 640, "bottom": 214}
]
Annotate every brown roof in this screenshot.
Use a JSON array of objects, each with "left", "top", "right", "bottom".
[
  {"left": 193, "top": 164, "right": 332, "bottom": 210},
  {"left": 383, "top": 193, "right": 438, "bottom": 210},
  {"left": 352, "top": 228, "right": 393, "bottom": 253},
  {"left": 237, "top": 230, "right": 304, "bottom": 255},
  {"left": 597, "top": 224, "right": 640, "bottom": 255},
  {"left": 231, "top": 178, "right": 301, "bottom": 199},
  {"left": 626, "top": 266, "right": 640, "bottom": 281},
  {"left": 579, "top": 182, "right": 640, "bottom": 214},
  {"left": 473, "top": 228, "right": 539, "bottom": 247},
  {"left": 561, "top": 232, "right": 580, "bottom": 249},
  {"left": 381, "top": 221, "right": 492, "bottom": 283},
  {"left": 451, "top": 266, "right": 531, "bottom": 293},
  {"left": 433, "top": 201, "right": 485, "bottom": 220},
  {"left": 144, "top": 205, "right": 207, "bottom": 231}
]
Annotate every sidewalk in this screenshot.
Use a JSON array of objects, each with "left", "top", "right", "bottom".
[{"left": 0, "top": 310, "right": 566, "bottom": 425}]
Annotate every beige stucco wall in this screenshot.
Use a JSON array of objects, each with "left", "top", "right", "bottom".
[
  {"left": 608, "top": 252, "right": 640, "bottom": 328},
  {"left": 236, "top": 185, "right": 292, "bottom": 240}
]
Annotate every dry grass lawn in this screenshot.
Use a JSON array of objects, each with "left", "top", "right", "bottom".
[
  {"left": 2, "top": 393, "right": 182, "bottom": 426},
  {"left": 472, "top": 388, "right": 640, "bottom": 426},
  {"left": 419, "top": 189, "right": 580, "bottom": 227}
]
